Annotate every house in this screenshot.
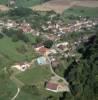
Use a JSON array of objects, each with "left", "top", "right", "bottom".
[
  {"left": 46, "top": 49, "right": 57, "bottom": 55},
  {"left": 34, "top": 43, "right": 44, "bottom": 51},
  {"left": 37, "top": 56, "right": 48, "bottom": 65},
  {"left": 45, "top": 34, "right": 59, "bottom": 41},
  {"left": 46, "top": 82, "right": 69, "bottom": 92},
  {"left": 12, "top": 62, "right": 30, "bottom": 71},
  {"left": 19, "top": 21, "right": 34, "bottom": 33},
  {"left": 34, "top": 43, "right": 51, "bottom": 55},
  {"left": 57, "top": 42, "right": 69, "bottom": 52},
  {"left": 9, "top": 0, "right": 16, "bottom": 6},
  {"left": 38, "top": 47, "right": 49, "bottom": 55}
]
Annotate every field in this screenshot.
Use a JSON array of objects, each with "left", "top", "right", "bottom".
[
  {"left": 0, "top": 0, "right": 7, "bottom": 4},
  {"left": 32, "top": 0, "right": 98, "bottom": 13},
  {"left": 0, "top": 36, "right": 35, "bottom": 69},
  {"left": 15, "top": 0, "right": 41, "bottom": 7},
  {"left": 1, "top": 0, "right": 98, "bottom": 13},
  {"left": 32, "top": 0, "right": 75, "bottom": 13},
  {"left": 16, "top": 65, "right": 52, "bottom": 86},
  {"left": 15, "top": 65, "right": 61, "bottom": 100},
  {"left": 0, "top": 70, "right": 17, "bottom": 100},
  {"left": 75, "top": 0, "right": 98, "bottom": 7},
  {"left": 0, "top": 0, "right": 42, "bottom": 7},
  {"left": 63, "top": 6, "right": 98, "bottom": 17}
]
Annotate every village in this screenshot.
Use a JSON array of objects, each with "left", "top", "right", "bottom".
[
  {"left": 0, "top": 0, "right": 98, "bottom": 99},
  {"left": 0, "top": 10, "right": 98, "bottom": 93}
]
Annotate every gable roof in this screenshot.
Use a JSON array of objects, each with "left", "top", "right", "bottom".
[
  {"left": 34, "top": 43, "right": 43, "bottom": 48},
  {"left": 46, "top": 82, "right": 58, "bottom": 90},
  {"left": 38, "top": 47, "right": 49, "bottom": 54},
  {"left": 58, "top": 45, "right": 65, "bottom": 50}
]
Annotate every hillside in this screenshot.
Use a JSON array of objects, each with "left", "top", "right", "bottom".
[
  {"left": 0, "top": 0, "right": 44, "bottom": 7},
  {"left": 63, "top": 33, "right": 98, "bottom": 100},
  {"left": 32, "top": 0, "right": 98, "bottom": 13}
]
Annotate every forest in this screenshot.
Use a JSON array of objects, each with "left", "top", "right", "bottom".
[{"left": 61, "top": 31, "right": 98, "bottom": 100}]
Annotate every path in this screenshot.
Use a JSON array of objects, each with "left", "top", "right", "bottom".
[
  {"left": 10, "top": 75, "right": 24, "bottom": 87},
  {"left": 11, "top": 88, "right": 20, "bottom": 100}
]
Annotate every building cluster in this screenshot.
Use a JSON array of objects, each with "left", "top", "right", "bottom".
[
  {"left": 42, "top": 19, "right": 97, "bottom": 35},
  {"left": 12, "top": 62, "right": 30, "bottom": 72},
  {"left": 2, "top": 15, "right": 97, "bottom": 93}
]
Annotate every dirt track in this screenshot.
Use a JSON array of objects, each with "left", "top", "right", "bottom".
[{"left": 32, "top": 0, "right": 98, "bottom": 13}]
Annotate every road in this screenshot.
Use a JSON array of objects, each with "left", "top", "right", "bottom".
[
  {"left": 46, "top": 55, "right": 70, "bottom": 92},
  {"left": 11, "top": 88, "right": 20, "bottom": 100}
]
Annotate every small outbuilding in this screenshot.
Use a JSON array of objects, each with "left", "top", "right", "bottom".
[{"left": 37, "top": 56, "right": 48, "bottom": 65}]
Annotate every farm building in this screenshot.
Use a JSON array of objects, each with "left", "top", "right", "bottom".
[
  {"left": 12, "top": 62, "right": 30, "bottom": 71},
  {"left": 46, "top": 82, "right": 70, "bottom": 92},
  {"left": 37, "top": 56, "right": 48, "bottom": 65}
]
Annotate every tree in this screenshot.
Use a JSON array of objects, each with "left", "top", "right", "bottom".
[
  {"left": 64, "top": 33, "right": 98, "bottom": 100},
  {"left": 43, "top": 40, "right": 53, "bottom": 48},
  {"left": 9, "top": 7, "right": 33, "bottom": 17}
]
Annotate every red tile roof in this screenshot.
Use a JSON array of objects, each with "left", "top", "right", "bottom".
[
  {"left": 46, "top": 82, "right": 58, "bottom": 90},
  {"left": 38, "top": 47, "right": 49, "bottom": 54},
  {"left": 58, "top": 45, "right": 65, "bottom": 50},
  {"left": 34, "top": 43, "right": 43, "bottom": 48}
]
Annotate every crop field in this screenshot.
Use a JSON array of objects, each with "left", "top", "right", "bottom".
[
  {"left": 75, "top": 0, "right": 98, "bottom": 7},
  {"left": 32, "top": 0, "right": 75, "bottom": 13},
  {"left": 32, "top": 0, "right": 98, "bottom": 13}
]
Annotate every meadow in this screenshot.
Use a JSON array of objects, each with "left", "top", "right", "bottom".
[
  {"left": 15, "top": 64, "right": 61, "bottom": 100},
  {"left": 0, "top": 35, "right": 36, "bottom": 69},
  {"left": 0, "top": 0, "right": 42, "bottom": 7},
  {"left": 63, "top": 6, "right": 98, "bottom": 17}
]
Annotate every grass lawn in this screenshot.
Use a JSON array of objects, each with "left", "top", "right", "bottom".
[{"left": 63, "top": 6, "right": 98, "bottom": 17}]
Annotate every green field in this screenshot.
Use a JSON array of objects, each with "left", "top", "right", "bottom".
[
  {"left": 16, "top": 0, "right": 41, "bottom": 7},
  {"left": 63, "top": 6, "right": 98, "bottom": 17},
  {"left": 0, "top": 0, "right": 7, "bottom": 4},
  {"left": 0, "top": 70, "right": 17, "bottom": 100},
  {"left": 15, "top": 65, "right": 61, "bottom": 100},
  {"left": 0, "top": 0, "right": 42, "bottom": 7},
  {"left": 0, "top": 36, "right": 36, "bottom": 69},
  {"left": 16, "top": 65, "right": 52, "bottom": 86}
]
